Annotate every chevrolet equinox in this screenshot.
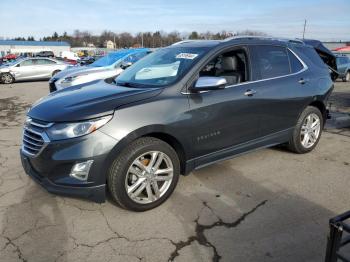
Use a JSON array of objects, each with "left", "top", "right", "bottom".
[{"left": 20, "top": 37, "right": 335, "bottom": 211}]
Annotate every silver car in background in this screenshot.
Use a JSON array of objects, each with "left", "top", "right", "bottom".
[
  {"left": 0, "top": 57, "right": 69, "bottom": 84},
  {"left": 49, "top": 48, "right": 150, "bottom": 92}
]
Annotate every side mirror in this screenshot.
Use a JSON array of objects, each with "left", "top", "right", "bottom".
[
  {"left": 16, "top": 63, "right": 20, "bottom": 67},
  {"left": 120, "top": 61, "right": 133, "bottom": 69},
  {"left": 191, "top": 77, "right": 227, "bottom": 93}
]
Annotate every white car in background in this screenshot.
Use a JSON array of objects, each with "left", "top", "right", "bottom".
[
  {"left": 49, "top": 48, "right": 150, "bottom": 92},
  {"left": 59, "top": 51, "right": 80, "bottom": 61},
  {"left": 0, "top": 57, "right": 69, "bottom": 84}
]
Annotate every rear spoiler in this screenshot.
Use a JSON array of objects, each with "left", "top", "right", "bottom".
[{"left": 302, "top": 39, "right": 338, "bottom": 81}]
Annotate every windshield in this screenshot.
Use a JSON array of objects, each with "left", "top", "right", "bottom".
[
  {"left": 116, "top": 47, "right": 209, "bottom": 87},
  {"left": 1, "top": 58, "right": 23, "bottom": 66},
  {"left": 90, "top": 51, "right": 130, "bottom": 67}
]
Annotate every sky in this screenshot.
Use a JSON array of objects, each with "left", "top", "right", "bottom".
[{"left": 0, "top": 0, "right": 349, "bottom": 41}]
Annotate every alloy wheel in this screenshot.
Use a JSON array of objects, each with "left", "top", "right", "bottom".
[
  {"left": 300, "top": 113, "right": 321, "bottom": 148},
  {"left": 1, "top": 74, "right": 13, "bottom": 84},
  {"left": 125, "top": 151, "right": 174, "bottom": 204}
]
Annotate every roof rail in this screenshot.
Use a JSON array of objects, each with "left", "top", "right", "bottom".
[
  {"left": 224, "top": 35, "right": 306, "bottom": 45},
  {"left": 171, "top": 40, "right": 196, "bottom": 46}
]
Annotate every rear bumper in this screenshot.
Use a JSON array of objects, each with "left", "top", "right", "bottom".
[{"left": 21, "top": 151, "right": 106, "bottom": 203}]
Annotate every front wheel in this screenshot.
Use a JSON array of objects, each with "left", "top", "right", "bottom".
[
  {"left": 342, "top": 71, "right": 350, "bottom": 82},
  {"left": 1, "top": 73, "right": 15, "bottom": 84},
  {"left": 288, "top": 106, "right": 323, "bottom": 154},
  {"left": 107, "top": 137, "right": 180, "bottom": 211}
]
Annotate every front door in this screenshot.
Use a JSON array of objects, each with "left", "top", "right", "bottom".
[{"left": 187, "top": 47, "right": 262, "bottom": 163}]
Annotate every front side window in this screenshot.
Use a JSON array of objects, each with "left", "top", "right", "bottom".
[
  {"left": 250, "top": 45, "right": 290, "bottom": 80},
  {"left": 199, "top": 48, "right": 248, "bottom": 85},
  {"left": 116, "top": 47, "right": 208, "bottom": 87},
  {"left": 20, "top": 59, "right": 34, "bottom": 66}
]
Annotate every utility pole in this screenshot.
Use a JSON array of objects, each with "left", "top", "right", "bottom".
[
  {"left": 141, "top": 33, "right": 144, "bottom": 48},
  {"left": 303, "top": 19, "right": 307, "bottom": 40},
  {"left": 113, "top": 35, "right": 116, "bottom": 50}
]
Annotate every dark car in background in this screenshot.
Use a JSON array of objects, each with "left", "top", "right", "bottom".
[
  {"left": 35, "top": 51, "right": 55, "bottom": 58},
  {"left": 335, "top": 54, "right": 350, "bottom": 82},
  {"left": 20, "top": 37, "right": 335, "bottom": 211}
]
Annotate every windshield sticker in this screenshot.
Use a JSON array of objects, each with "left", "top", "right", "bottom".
[{"left": 176, "top": 53, "right": 198, "bottom": 60}]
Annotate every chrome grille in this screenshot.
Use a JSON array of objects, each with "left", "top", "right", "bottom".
[{"left": 22, "top": 118, "right": 52, "bottom": 157}]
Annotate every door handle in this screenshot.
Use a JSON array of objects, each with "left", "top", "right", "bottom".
[
  {"left": 244, "top": 89, "right": 256, "bottom": 97},
  {"left": 298, "top": 78, "right": 309, "bottom": 85}
]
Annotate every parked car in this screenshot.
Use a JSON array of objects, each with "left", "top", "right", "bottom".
[
  {"left": 35, "top": 51, "right": 54, "bottom": 58},
  {"left": 78, "top": 56, "right": 95, "bottom": 66},
  {"left": 20, "top": 37, "right": 336, "bottom": 211},
  {"left": 49, "top": 48, "right": 150, "bottom": 92},
  {"left": 0, "top": 57, "right": 69, "bottom": 84},
  {"left": 335, "top": 54, "right": 350, "bottom": 82},
  {"left": 59, "top": 51, "right": 80, "bottom": 61},
  {"left": 1, "top": 53, "right": 17, "bottom": 62}
]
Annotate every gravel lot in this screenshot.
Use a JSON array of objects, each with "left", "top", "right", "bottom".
[{"left": 0, "top": 80, "right": 349, "bottom": 262}]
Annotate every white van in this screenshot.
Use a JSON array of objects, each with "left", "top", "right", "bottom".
[{"left": 59, "top": 51, "right": 80, "bottom": 61}]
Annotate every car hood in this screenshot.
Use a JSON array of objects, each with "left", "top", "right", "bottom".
[
  {"left": 53, "top": 65, "right": 111, "bottom": 80},
  {"left": 28, "top": 80, "right": 162, "bottom": 122}
]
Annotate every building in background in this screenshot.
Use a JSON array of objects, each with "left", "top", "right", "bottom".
[
  {"left": 0, "top": 40, "right": 70, "bottom": 57},
  {"left": 105, "top": 40, "right": 115, "bottom": 49}
]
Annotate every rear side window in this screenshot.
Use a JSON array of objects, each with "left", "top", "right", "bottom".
[
  {"left": 288, "top": 50, "right": 304, "bottom": 73},
  {"left": 250, "top": 45, "right": 290, "bottom": 80},
  {"left": 295, "top": 46, "right": 327, "bottom": 69}
]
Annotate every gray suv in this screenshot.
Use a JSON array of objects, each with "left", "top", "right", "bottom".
[
  {"left": 20, "top": 37, "right": 335, "bottom": 211},
  {"left": 336, "top": 54, "right": 350, "bottom": 82},
  {"left": 0, "top": 57, "right": 68, "bottom": 84}
]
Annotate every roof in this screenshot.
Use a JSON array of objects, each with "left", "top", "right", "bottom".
[{"left": 0, "top": 40, "right": 70, "bottom": 47}]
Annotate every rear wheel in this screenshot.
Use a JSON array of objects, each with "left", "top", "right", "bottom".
[
  {"left": 288, "top": 106, "right": 323, "bottom": 154},
  {"left": 107, "top": 137, "right": 180, "bottom": 211},
  {"left": 1, "top": 73, "right": 15, "bottom": 84}
]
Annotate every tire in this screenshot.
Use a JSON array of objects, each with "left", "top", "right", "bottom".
[
  {"left": 107, "top": 137, "right": 180, "bottom": 211},
  {"left": 52, "top": 70, "right": 60, "bottom": 77},
  {"left": 1, "top": 73, "right": 15, "bottom": 84},
  {"left": 288, "top": 106, "right": 323, "bottom": 154},
  {"left": 342, "top": 71, "right": 350, "bottom": 82}
]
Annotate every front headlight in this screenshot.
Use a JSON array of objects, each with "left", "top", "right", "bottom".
[{"left": 46, "top": 115, "right": 112, "bottom": 140}]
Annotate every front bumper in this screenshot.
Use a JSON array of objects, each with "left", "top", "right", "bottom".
[
  {"left": 20, "top": 130, "right": 119, "bottom": 203},
  {"left": 21, "top": 152, "right": 106, "bottom": 202}
]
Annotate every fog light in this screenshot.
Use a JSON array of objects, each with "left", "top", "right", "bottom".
[{"left": 70, "top": 160, "right": 93, "bottom": 181}]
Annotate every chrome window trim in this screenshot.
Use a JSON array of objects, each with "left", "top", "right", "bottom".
[{"left": 182, "top": 47, "right": 308, "bottom": 95}]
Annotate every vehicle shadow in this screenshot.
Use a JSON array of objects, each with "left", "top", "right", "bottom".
[
  {"left": 1, "top": 183, "right": 69, "bottom": 262},
  {"left": 167, "top": 161, "right": 337, "bottom": 262}
]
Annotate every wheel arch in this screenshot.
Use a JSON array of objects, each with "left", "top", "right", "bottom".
[
  {"left": 308, "top": 100, "right": 327, "bottom": 123},
  {"left": 103, "top": 126, "right": 189, "bottom": 178}
]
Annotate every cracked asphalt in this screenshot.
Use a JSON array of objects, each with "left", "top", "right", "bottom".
[{"left": 0, "top": 80, "right": 349, "bottom": 262}]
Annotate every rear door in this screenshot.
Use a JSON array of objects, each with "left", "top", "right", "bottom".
[
  {"left": 34, "top": 59, "right": 57, "bottom": 78},
  {"left": 248, "top": 45, "right": 309, "bottom": 137}
]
